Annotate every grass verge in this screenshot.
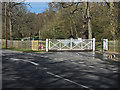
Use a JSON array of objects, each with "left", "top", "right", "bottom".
[{"left": 2, "top": 48, "right": 45, "bottom": 53}]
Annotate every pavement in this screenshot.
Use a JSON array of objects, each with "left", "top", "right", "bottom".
[
  {"left": 2, "top": 50, "right": 120, "bottom": 89},
  {"left": 95, "top": 50, "right": 120, "bottom": 62}
]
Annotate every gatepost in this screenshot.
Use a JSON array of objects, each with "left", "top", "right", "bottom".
[
  {"left": 70, "top": 38, "right": 73, "bottom": 50},
  {"left": 49, "top": 39, "right": 50, "bottom": 50},
  {"left": 93, "top": 38, "right": 95, "bottom": 51},
  {"left": 46, "top": 39, "right": 48, "bottom": 52},
  {"left": 103, "top": 39, "right": 108, "bottom": 51},
  {"left": 102, "top": 39, "right": 108, "bottom": 52}
]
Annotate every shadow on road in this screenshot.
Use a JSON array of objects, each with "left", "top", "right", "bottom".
[{"left": 2, "top": 51, "right": 120, "bottom": 89}]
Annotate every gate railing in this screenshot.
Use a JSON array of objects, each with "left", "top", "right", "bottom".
[{"left": 47, "top": 38, "right": 95, "bottom": 51}]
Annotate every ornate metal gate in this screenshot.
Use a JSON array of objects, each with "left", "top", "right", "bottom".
[{"left": 48, "top": 38, "right": 95, "bottom": 51}]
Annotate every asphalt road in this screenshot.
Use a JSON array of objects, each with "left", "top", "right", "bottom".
[{"left": 2, "top": 50, "right": 120, "bottom": 89}]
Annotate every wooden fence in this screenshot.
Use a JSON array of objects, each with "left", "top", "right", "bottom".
[
  {"left": 108, "top": 40, "right": 119, "bottom": 52},
  {"left": 96, "top": 40, "right": 119, "bottom": 53},
  {"left": 32, "top": 40, "right": 46, "bottom": 51},
  {"left": 1, "top": 39, "right": 47, "bottom": 51},
  {"left": 2, "top": 39, "right": 32, "bottom": 50}
]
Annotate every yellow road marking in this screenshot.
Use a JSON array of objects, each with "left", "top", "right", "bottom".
[{"left": 108, "top": 55, "right": 120, "bottom": 62}]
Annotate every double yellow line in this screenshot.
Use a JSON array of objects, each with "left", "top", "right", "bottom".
[{"left": 108, "top": 55, "right": 120, "bottom": 62}]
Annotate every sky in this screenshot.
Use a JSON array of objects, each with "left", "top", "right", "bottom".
[
  {"left": 25, "top": 0, "right": 119, "bottom": 14},
  {"left": 24, "top": 0, "right": 119, "bottom": 2},
  {"left": 27, "top": 2, "right": 49, "bottom": 14}
]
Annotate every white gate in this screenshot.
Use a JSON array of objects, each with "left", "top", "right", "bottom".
[
  {"left": 103, "top": 39, "right": 108, "bottom": 51},
  {"left": 48, "top": 38, "right": 95, "bottom": 51}
]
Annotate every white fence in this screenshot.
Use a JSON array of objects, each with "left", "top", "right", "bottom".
[{"left": 48, "top": 38, "right": 95, "bottom": 51}]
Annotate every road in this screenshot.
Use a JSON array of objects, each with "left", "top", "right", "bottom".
[{"left": 2, "top": 50, "right": 120, "bottom": 89}]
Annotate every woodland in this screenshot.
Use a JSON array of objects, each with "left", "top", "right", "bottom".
[{"left": 2, "top": 2, "right": 120, "bottom": 41}]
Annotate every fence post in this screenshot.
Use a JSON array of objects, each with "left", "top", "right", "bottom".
[
  {"left": 103, "top": 39, "right": 108, "bottom": 51},
  {"left": 49, "top": 39, "right": 50, "bottom": 50},
  {"left": 46, "top": 39, "right": 48, "bottom": 52},
  {"left": 114, "top": 40, "right": 116, "bottom": 52},
  {"left": 70, "top": 38, "right": 72, "bottom": 50},
  {"left": 31, "top": 40, "right": 33, "bottom": 50},
  {"left": 106, "top": 39, "right": 108, "bottom": 51},
  {"left": 93, "top": 38, "right": 95, "bottom": 51},
  {"left": 60, "top": 40, "right": 62, "bottom": 50},
  {"left": 103, "top": 39, "right": 105, "bottom": 51},
  {"left": 0, "top": 39, "right": 1, "bottom": 49}
]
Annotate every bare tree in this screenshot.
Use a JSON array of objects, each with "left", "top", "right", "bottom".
[
  {"left": 61, "top": 1, "right": 92, "bottom": 39},
  {"left": 5, "top": 0, "right": 31, "bottom": 40}
]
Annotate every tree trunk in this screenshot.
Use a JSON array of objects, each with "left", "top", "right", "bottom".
[
  {"left": 71, "top": 26, "right": 73, "bottom": 36},
  {"left": 110, "top": 2, "right": 116, "bottom": 40},
  {"left": 72, "top": 19, "right": 78, "bottom": 38},
  {"left": 118, "top": 2, "right": 120, "bottom": 53},
  {"left": 9, "top": 11, "right": 13, "bottom": 40},
  {"left": 86, "top": 2, "right": 92, "bottom": 39},
  {"left": 88, "top": 18, "right": 92, "bottom": 39},
  {"left": 74, "top": 25, "right": 78, "bottom": 38}
]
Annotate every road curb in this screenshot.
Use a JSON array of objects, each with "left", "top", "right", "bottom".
[
  {"left": 4, "top": 50, "right": 23, "bottom": 53},
  {"left": 95, "top": 51, "right": 120, "bottom": 62}
]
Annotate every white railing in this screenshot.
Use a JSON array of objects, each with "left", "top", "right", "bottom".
[{"left": 47, "top": 38, "right": 95, "bottom": 51}]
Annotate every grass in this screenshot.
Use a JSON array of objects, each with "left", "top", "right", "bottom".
[
  {"left": 95, "top": 42, "right": 102, "bottom": 51},
  {"left": 2, "top": 47, "right": 45, "bottom": 53}
]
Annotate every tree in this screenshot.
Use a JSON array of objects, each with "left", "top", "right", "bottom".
[
  {"left": 109, "top": 2, "right": 118, "bottom": 40},
  {"left": 3, "top": 0, "right": 30, "bottom": 40},
  {"left": 61, "top": 2, "right": 93, "bottom": 39}
]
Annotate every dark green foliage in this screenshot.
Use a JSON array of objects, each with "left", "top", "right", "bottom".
[{"left": 2, "top": 2, "right": 119, "bottom": 41}]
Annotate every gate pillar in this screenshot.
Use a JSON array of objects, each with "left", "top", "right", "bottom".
[
  {"left": 103, "top": 39, "right": 108, "bottom": 51},
  {"left": 93, "top": 38, "right": 95, "bottom": 51},
  {"left": 46, "top": 39, "right": 48, "bottom": 52},
  {"left": 70, "top": 38, "right": 73, "bottom": 50}
]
